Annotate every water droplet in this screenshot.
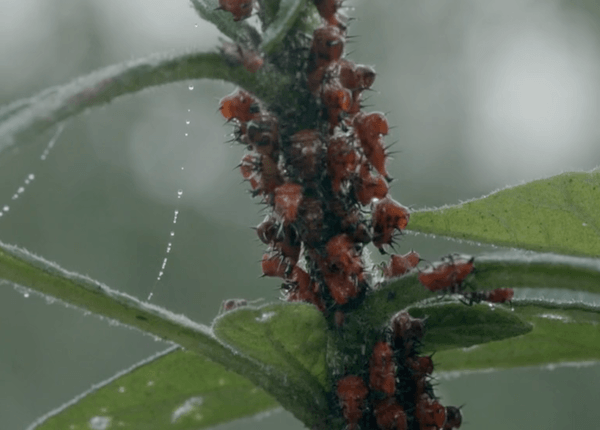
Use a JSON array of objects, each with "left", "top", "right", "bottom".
[
  {"left": 28, "top": 174, "right": 35, "bottom": 180},
  {"left": 194, "top": 23, "right": 198, "bottom": 28},
  {"left": 255, "top": 312, "right": 276, "bottom": 322},
  {"left": 170, "top": 231, "right": 175, "bottom": 237},
  {"left": 147, "top": 380, "right": 155, "bottom": 386},
  {"left": 147, "top": 292, "right": 154, "bottom": 301},
  {"left": 17, "top": 187, "right": 25, "bottom": 194},
  {"left": 187, "top": 109, "right": 191, "bottom": 113},
  {"left": 23, "top": 293, "right": 29, "bottom": 298},
  {"left": 89, "top": 416, "right": 111, "bottom": 430},
  {"left": 181, "top": 166, "right": 185, "bottom": 170},
  {"left": 188, "top": 85, "right": 194, "bottom": 91},
  {"left": 583, "top": 223, "right": 588, "bottom": 227},
  {"left": 172, "top": 397, "right": 204, "bottom": 423},
  {"left": 184, "top": 133, "right": 189, "bottom": 137},
  {"left": 3, "top": 206, "right": 9, "bottom": 212},
  {"left": 177, "top": 189, "right": 183, "bottom": 198},
  {"left": 118, "top": 386, "right": 126, "bottom": 393},
  {"left": 185, "top": 120, "right": 191, "bottom": 125}
]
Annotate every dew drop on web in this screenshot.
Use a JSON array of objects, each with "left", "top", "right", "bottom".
[
  {"left": 1, "top": 124, "right": 64, "bottom": 223},
  {"left": 146, "top": 182, "right": 185, "bottom": 301}
]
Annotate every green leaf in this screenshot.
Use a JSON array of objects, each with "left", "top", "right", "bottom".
[
  {"left": 407, "top": 303, "right": 532, "bottom": 351},
  {"left": 0, "top": 241, "right": 323, "bottom": 428},
  {"left": 434, "top": 302, "right": 600, "bottom": 372},
  {"left": 0, "top": 51, "right": 290, "bottom": 152},
  {"left": 408, "top": 170, "right": 600, "bottom": 257},
  {"left": 29, "top": 347, "right": 278, "bottom": 430},
  {"left": 213, "top": 303, "right": 330, "bottom": 416},
  {"left": 261, "top": 0, "right": 307, "bottom": 54}
]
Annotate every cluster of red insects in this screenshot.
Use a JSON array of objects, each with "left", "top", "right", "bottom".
[{"left": 216, "top": 1, "right": 513, "bottom": 428}]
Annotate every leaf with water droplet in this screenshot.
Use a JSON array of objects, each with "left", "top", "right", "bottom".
[
  {"left": 408, "top": 170, "right": 600, "bottom": 257},
  {"left": 29, "top": 347, "right": 278, "bottom": 430}
]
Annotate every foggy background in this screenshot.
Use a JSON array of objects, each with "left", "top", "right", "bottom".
[{"left": 1, "top": 0, "right": 600, "bottom": 428}]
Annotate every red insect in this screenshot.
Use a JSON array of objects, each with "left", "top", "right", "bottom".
[
  {"left": 219, "top": 89, "right": 258, "bottom": 123},
  {"left": 323, "top": 269, "right": 360, "bottom": 305},
  {"left": 418, "top": 254, "right": 474, "bottom": 293},
  {"left": 221, "top": 298, "right": 247, "bottom": 312},
  {"left": 321, "top": 80, "right": 352, "bottom": 127},
  {"left": 369, "top": 341, "right": 396, "bottom": 395},
  {"left": 220, "top": 41, "right": 263, "bottom": 73},
  {"left": 352, "top": 112, "right": 391, "bottom": 179},
  {"left": 239, "top": 153, "right": 260, "bottom": 191},
  {"left": 288, "top": 129, "right": 323, "bottom": 182},
  {"left": 485, "top": 287, "right": 514, "bottom": 304},
  {"left": 372, "top": 197, "right": 410, "bottom": 252},
  {"left": 338, "top": 61, "right": 376, "bottom": 91},
  {"left": 261, "top": 253, "right": 288, "bottom": 279},
  {"left": 218, "top": 0, "right": 254, "bottom": 21},
  {"left": 355, "top": 65, "right": 376, "bottom": 90},
  {"left": 313, "top": 0, "right": 342, "bottom": 26},
  {"left": 354, "top": 163, "right": 389, "bottom": 206},
  {"left": 325, "top": 234, "right": 363, "bottom": 277},
  {"left": 383, "top": 251, "right": 420, "bottom": 279},
  {"left": 338, "top": 59, "right": 360, "bottom": 90},
  {"left": 238, "top": 48, "right": 263, "bottom": 73},
  {"left": 246, "top": 112, "right": 279, "bottom": 157},
  {"left": 297, "top": 197, "right": 324, "bottom": 246},
  {"left": 390, "top": 311, "right": 425, "bottom": 351},
  {"left": 416, "top": 395, "right": 446, "bottom": 430},
  {"left": 374, "top": 399, "right": 407, "bottom": 430},
  {"left": 257, "top": 154, "right": 284, "bottom": 197},
  {"left": 362, "top": 136, "right": 390, "bottom": 179},
  {"left": 308, "top": 25, "right": 345, "bottom": 73},
  {"left": 407, "top": 355, "right": 434, "bottom": 380},
  {"left": 285, "top": 266, "right": 326, "bottom": 311},
  {"left": 271, "top": 225, "right": 301, "bottom": 266},
  {"left": 443, "top": 406, "right": 462, "bottom": 429},
  {"left": 353, "top": 111, "right": 389, "bottom": 144},
  {"left": 256, "top": 215, "right": 278, "bottom": 245},
  {"left": 273, "top": 183, "right": 303, "bottom": 224},
  {"left": 336, "top": 375, "right": 369, "bottom": 430},
  {"left": 327, "top": 134, "right": 359, "bottom": 193}
]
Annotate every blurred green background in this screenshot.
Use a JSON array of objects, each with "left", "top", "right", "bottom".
[{"left": 1, "top": 0, "right": 600, "bottom": 429}]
